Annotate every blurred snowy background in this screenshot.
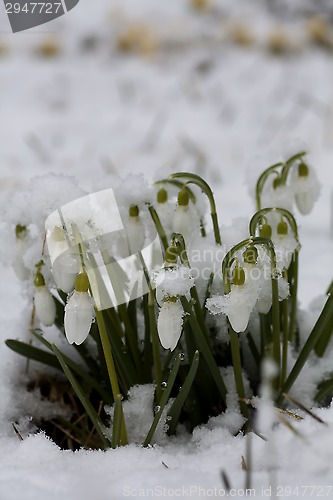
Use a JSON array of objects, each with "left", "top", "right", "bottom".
[
  {"left": 1, "top": 2, "right": 333, "bottom": 499},
  {"left": 1, "top": 0, "right": 332, "bottom": 307}
]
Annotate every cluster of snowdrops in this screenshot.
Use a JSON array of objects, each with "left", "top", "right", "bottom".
[{"left": 5, "top": 150, "right": 333, "bottom": 450}]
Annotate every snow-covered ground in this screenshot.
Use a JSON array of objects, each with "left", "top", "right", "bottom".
[{"left": 1, "top": 1, "right": 333, "bottom": 499}]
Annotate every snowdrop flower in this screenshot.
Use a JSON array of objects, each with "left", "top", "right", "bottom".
[
  {"left": 126, "top": 205, "right": 145, "bottom": 255},
  {"left": 273, "top": 219, "right": 299, "bottom": 270},
  {"left": 49, "top": 226, "right": 80, "bottom": 293},
  {"left": 172, "top": 188, "right": 195, "bottom": 247},
  {"left": 64, "top": 273, "right": 94, "bottom": 345},
  {"left": 291, "top": 162, "right": 320, "bottom": 215},
  {"left": 261, "top": 177, "right": 294, "bottom": 213},
  {"left": 207, "top": 263, "right": 257, "bottom": 333},
  {"left": 155, "top": 188, "right": 173, "bottom": 231},
  {"left": 157, "top": 296, "right": 184, "bottom": 351},
  {"left": 12, "top": 225, "right": 31, "bottom": 281},
  {"left": 34, "top": 272, "right": 56, "bottom": 327}
]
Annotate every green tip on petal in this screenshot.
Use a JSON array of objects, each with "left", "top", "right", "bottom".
[
  {"left": 260, "top": 223, "right": 272, "bottom": 239},
  {"left": 164, "top": 295, "right": 178, "bottom": 303},
  {"left": 232, "top": 264, "right": 245, "bottom": 286},
  {"left": 157, "top": 188, "right": 168, "bottom": 204},
  {"left": 15, "top": 224, "right": 27, "bottom": 239},
  {"left": 243, "top": 245, "right": 258, "bottom": 265},
  {"left": 273, "top": 177, "right": 282, "bottom": 189},
  {"left": 165, "top": 246, "right": 178, "bottom": 264},
  {"left": 52, "top": 226, "right": 66, "bottom": 241},
  {"left": 34, "top": 272, "right": 45, "bottom": 287},
  {"left": 178, "top": 188, "right": 190, "bottom": 207},
  {"left": 129, "top": 205, "right": 139, "bottom": 217},
  {"left": 277, "top": 220, "right": 288, "bottom": 235},
  {"left": 75, "top": 273, "right": 89, "bottom": 293},
  {"left": 298, "top": 162, "right": 309, "bottom": 177}
]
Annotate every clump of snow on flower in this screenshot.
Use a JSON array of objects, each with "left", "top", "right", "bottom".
[{"left": 154, "top": 265, "right": 194, "bottom": 299}]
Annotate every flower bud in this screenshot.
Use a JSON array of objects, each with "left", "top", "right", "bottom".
[
  {"left": 34, "top": 272, "right": 56, "bottom": 327},
  {"left": 157, "top": 297, "right": 184, "bottom": 351},
  {"left": 157, "top": 188, "right": 168, "bottom": 204},
  {"left": 260, "top": 223, "right": 272, "bottom": 239},
  {"left": 292, "top": 162, "right": 320, "bottom": 215},
  {"left": 64, "top": 273, "right": 94, "bottom": 345},
  {"left": 126, "top": 206, "right": 145, "bottom": 254}
]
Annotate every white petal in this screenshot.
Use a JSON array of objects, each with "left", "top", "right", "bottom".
[
  {"left": 64, "top": 292, "right": 93, "bottom": 345},
  {"left": 126, "top": 218, "right": 145, "bottom": 254},
  {"left": 228, "top": 305, "right": 252, "bottom": 332},
  {"left": 53, "top": 252, "right": 80, "bottom": 293},
  {"left": 157, "top": 301, "right": 183, "bottom": 351},
  {"left": 227, "top": 285, "right": 253, "bottom": 332},
  {"left": 172, "top": 206, "right": 194, "bottom": 246},
  {"left": 34, "top": 286, "right": 56, "bottom": 327},
  {"left": 291, "top": 168, "right": 320, "bottom": 215}
]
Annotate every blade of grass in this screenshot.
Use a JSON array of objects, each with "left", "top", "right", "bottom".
[
  {"left": 143, "top": 353, "right": 182, "bottom": 447},
  {"left": 112, "top": 394, "right": 126, "bottom": 448},
  {"left": 167, "top": 351, "right": 200, "bottom": 435},
  {"left": 277, "top": 291, "right": 333, "bottom": 406},
  {"left": 181, "top": 297, "right": 227, "bottom": 403},
  {"left": 6, "top": 339, "right": 60, "bottom": 370},
  {"left": 30, "top": 329, "right": 112, "bottom": 404},
  {"left": 51, "top": 344, "right": 111, "bottom": 449}
]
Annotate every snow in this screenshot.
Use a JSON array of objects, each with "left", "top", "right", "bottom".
[{"left": 1, "top": 0, "right": 333, "bottom": 498}]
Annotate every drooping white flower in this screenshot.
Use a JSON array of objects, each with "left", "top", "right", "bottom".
[
  {"left": 47, "top": 226, "right": 80, "bottom": 293},
  {"left": 12, "top": 225, "right": 31, "bottom": 281},
  {"left": 157, "top": 297, "right": 184, "bottom": 351},
  {"left": 126, "top": 205, "right": 146, "bottom": 255},
  {"left": 64, "top": 273, "right": 94, "bottom": 345},
  {"left": 206, "top": 264, "right": 257, "bottom": 333},
  {"left": 261, "top": 177, "right": 294, "bottom": 213},
  {"left": 272, "top": 219, "right": 299, "bottom": 270},
  {"left": 155, "top": 187, "right": 174, "bottom": 232},
  {"left": 34, "top": 272, "right": 56, "bottom": 327},
  {"left": 290, "top": 162, "right": 320, "bottom": 215},
  {"left": 172, "top": 188, "right": 196, "bottom": 247}
]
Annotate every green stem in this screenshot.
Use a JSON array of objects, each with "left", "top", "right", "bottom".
[
  {"left": 148, "top": 205, "right": 169, "bottom": 252},
  {"left": 277, "top": 291, "right": 333, "bottom": 406},
  {"left": 148, "top": 290, "right": 163, "bottom": 402},
  {"left": 288, "top": 251, "right": 299, "bottom": 343},
  {"left": 255, "top": 163, "right": 283, "bottom": 211},
  {"left": 95, "top": 309, "right": 120, "bottom": 398},
  {"left": 170, "top": 172, "right": 222, "bottom": 245},
  {"left": 143, "top": 353, "right": 182, "bottom": 446},
  {"left": 281, "top": 295, "right": 289, "bottom": 386},
  {"left": 230, "top": 328, "right": 248, "bottom": 418},
  {"left": 280, "top": 151, "right": 307, "bottom": 184},
  {"left": 95, "top": 309, "right": 128, "bottom": 445}
]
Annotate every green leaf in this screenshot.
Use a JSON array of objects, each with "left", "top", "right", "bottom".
[
  {"left": 30, "top": 329, "right": 112, "bottom": 404},
  {"left": 167, "top": 351, "right": 200, "bottom": 435},
  {"left": 181, "top": 297, "right": 227, "bottom": 403},
  {"left": 277, "top": 291, "right": 333, "bottom": 406},
  {"left": 143, "top": 352, "right": 182, "bottom": 447},
  {"left": 51, "top": 344, "right": 111, "bottom": 449},
  {"left": 112, "top": 394, "right": 124, "bottom": 448},
  {"left": 6, "top": 339, "right": 60, "bottom": 370}
]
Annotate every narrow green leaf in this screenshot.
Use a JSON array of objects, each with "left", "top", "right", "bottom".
[
  {"left": 167, "top": 351, "right": 200, "bottom": 435},
  {"left": 277, "top": 291, "right": 333, "bottom": 406},
  {"left": 181, "top": 297, "right": 227, "bottom": 403},
  {"left": 6, "top": 339, "right": 60, "bottom": 370},
  {"left": 143, "top": 353, "right": 182, "bottom": 447},
  {"left": 30, "top": 329, "right": 112, "bottom": 404},
  {"left": 112, "top": 394, "right": 124, "bottom": 448},
  {"left": 51, "top": 344, "right": 111, "bottom": 449}
]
